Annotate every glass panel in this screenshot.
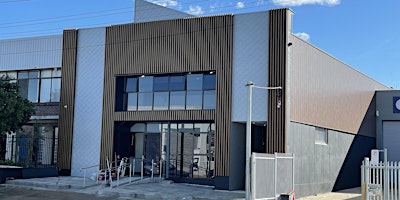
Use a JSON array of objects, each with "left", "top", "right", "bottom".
[
  {"left": 153, "top": 92, "right": 169, "bottom": 110},
  {"left": 52, "top": 69, "right": 61, "bottom": 77},
  {"left": 170, "top": 91, "right": 185, "bottom": 110},
  {"left": 18, "top": 79, "right": 28, "bottom": 99},
  {"left": 147, "top": 123, "right": 162, "bottom": 133},
  {"left": 170, "top": 75, "right": 185, "bottom": 91},
  {"left": 203, "top": 90, "right": 216, "bottom": 109},
  {"left": 203, "top": 74, "right": 216, "bottom": 90},
  {"left": 28, "top": 79, "right": 39, "bottom": 102},
  {"left": 194, "top": 123, "right": 210, "bottom": 133},
  {"left": 126, "top": 77, "right": 137, "bottom": 92},
  {"left": 41, "top": 70, "right": 52, "bottom": 78},
  {"left": 18, "top": 71, "right": 28, "bottom": 79},
  {"left": 127, "top": 93, "right": 137, "bottom": 111},
  {"left": 40, "top": 79, "right": 51, "bottom": 103},
  {"left": 51, "top": 78, "right": 61, "bottom": 102},
  {"left": 138, "top": 92, "right": 153, "bottom": 111},
  {"left": 154, "top": 76, "right": 169, "bottom": 91},
  {"left": 7, "top": 72, "right": 17, "bottom": 79},
  {"left": 187, "top": 74, "right": 203, "bottom": 90},
  {"left": 186, "top": 91, "right": 202, "bottom": 110},
  {"left": 139, "top": 76, "right": 153, "bottom": 92},
  {"left": 29, "top": 71, "right": 40, "bottom": 78}
]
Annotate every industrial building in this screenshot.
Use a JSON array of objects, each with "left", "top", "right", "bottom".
[{"left": 0, "top": 0, "right": 395, "bottom": 197}]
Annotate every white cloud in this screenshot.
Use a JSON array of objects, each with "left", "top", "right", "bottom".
[
  {"left": 149, "top": 0, "right": 179, "bottom": 7},
  {"left": 236, "top": 2, "right": 245, "bottom": 9},
  {"left": 272, "top": 0, "right": 340, "bottom": 6},
  {"left": 187, "top": 5, "right": 204, "bottom": 15},
  {"left": 294, "top": 32, "right": 310, "bottom": 41}
]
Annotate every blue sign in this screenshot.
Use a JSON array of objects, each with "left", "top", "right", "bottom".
[{"left": 393, "top": 96, "right": 400, "bottom": 113}]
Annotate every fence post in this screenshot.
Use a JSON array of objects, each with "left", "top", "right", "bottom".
[
  {"left": 384, "top": 148, "right": 388, "bottom": 200},
  {"left": 274, "top": 152, "right": 277, "bottom": 200}
]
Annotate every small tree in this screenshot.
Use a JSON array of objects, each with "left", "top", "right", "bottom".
[{"left": 0, "top": 76, "right": 35, "bottom": 160}]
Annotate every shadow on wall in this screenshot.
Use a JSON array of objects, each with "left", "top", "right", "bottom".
[
  {"left": 332, "top": 134, "right": 375, "bottom": 191},
  {"left": 332, "top": 96, "right": 377, "bottom": 191}
]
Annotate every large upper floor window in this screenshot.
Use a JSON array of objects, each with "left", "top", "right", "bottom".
[
  {"left": 115, "top": 71, "right": 216, "bottom": 112},
  {"left": 0, "top": 68, "right": 61, "bottom": 103}
]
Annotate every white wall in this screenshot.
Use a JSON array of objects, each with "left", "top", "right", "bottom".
[
  {"left": 71, "top": 27, "right": 105, "bottom": 176},
  {"left": 232, "top": 12, "right": 269, "bottom": 122},
  {"left": 0, "top": 35, "right": 62, "bottom": 71}
]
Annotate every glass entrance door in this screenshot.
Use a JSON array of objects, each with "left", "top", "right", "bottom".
[{"left": 169, "top": 129, "right": 214, "bottom": 179}]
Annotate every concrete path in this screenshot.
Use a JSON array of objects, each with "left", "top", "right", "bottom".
[
  {"left": 3, "top": 176, "right": 364, "bottom": 200},
  {"left": 4, "top": 176, "right": 245, "bottom": 200},
  {"left": 298, "top": 188, "right": 362, "bottom": 200}
]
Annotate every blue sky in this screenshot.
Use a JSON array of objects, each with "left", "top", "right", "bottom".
[{"left": 0, "top": 0, "right": 399, "bottom": 88}]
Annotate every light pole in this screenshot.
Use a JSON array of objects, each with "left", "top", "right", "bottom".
[
  {"left": 245, "top": 81, "right": 253, "bottom": 200},
  {"left": 245, "top": 81, "right": 283, "bottom": 200}
]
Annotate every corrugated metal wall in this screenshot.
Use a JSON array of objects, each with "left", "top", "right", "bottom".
[
  {"left": 266, "top": 9, "right": 291, "bottom": 153},
  {"left": 289, "top": 34, "right": 389, "bottom": 135},
  {"left": 0, "top": 35, "right": 62, "bottom": 70},
  {"left": 58, "top": 29, "right": 78, "bottom": 172},
  {"left": 102, "top": 15, "right": 233, "bottom": 176}
]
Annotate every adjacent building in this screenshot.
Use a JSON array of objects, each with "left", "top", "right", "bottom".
[{"left": 0, "top": 0, "right": 396, "bottom": 197}]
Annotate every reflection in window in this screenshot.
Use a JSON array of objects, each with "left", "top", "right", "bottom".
[
  {"left": 170, "top": 76, "right": 185, "bottom": 91},
  {"left": 203, "top": 90, "right": 216, "bottom": 109},
  {"left": 126, "top": 78, "right": 137, "bottom": 92},
  {"left": 127, "top": 93, "right": 137, "bottom": 111},
  {"left": 40, "top": 79, "right": 51, "bottom": 102},
  {"left": 186, "top": 91, "right": 202, "bottom": 110},
  {"left": 121, "top": 72, "right": 216, "bottom": 111},
  {"left": 15, "top": 68, "right": 61, "bottom": 103},
  {"left": 154, "top": 76, "right": 169, "bottom": 91},
  {"left": 139, "top": 76, "right": 153, "bottom": 92},
  {"left": 170, "top": 91, "right": 185, "bottom": 110},
  {"left": 187, "top": 74, "right": 203, "bottom": 90},
  {"left": 138, "top": 92, "right": 153, "bottom": 111},
  {"left": 154, "top": 92, "right": 169, "bottom": 110}
]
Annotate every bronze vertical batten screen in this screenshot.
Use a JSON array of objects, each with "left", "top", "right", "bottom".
[
  {"left": 267, "top": 9, "right": 291, "bottom": 154},
  {"left": 101, "top": 15, "right": 233, "bottom": 176},
  {"left": 58, "top": 29, "right": 78, "bottom": 173}
]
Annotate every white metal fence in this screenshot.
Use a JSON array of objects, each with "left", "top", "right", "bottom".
[
  {"left": 361, "top": 153, "right": 400, "bottom": 200},
  {"left": 251, "top": 152, "right": 294, "bottom": 200}
]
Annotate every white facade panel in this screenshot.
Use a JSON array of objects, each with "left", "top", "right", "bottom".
[
  {"left": 0, "top": 35, "right": 62, "bottom": 71},
  {"left": 232, "top": 12, "right": 269, "bottom": 122},
  {"left": 71, "top": 27, "right": 105, "bottom": 176}
]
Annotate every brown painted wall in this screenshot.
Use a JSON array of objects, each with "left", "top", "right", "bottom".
[
  {"left": 289, "top": 34, "right": 389, "bottom": 135},
  {"left": 101, "top": 15, "right": 233, "bottom": 176}
]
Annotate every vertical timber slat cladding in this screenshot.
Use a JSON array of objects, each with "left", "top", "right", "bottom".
[
  {"left": 102, "top": 15, "right": 233, "bottom": 176},
  {"left": 58, "top": 29, "right": 78, "bottom": 172},
  {"left": 267, "top": 9, "right": 289, "bottom": 154}
]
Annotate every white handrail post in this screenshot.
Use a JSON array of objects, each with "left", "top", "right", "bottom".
[
  {"left": 141, "top": 155, "right": 144, "bottom": 180},
  {"left": 129, "top": 162, "right": 132, "bottom": 183},
  {"left": 151, "top": 159, "right": 154, "bottom": 179},
  {"left": 160, "top": 159, "right": 163, "bottom": 179},
  {"left": 83, "top": 169, "right": 86, "bottom": 187}
]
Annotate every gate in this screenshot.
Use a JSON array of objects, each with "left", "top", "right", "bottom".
[
  {"left": 251, "top": 152, "right": 294, "bottom": 200},
  {"left": 361, "top": 149, "right": 400, "bottom": 200}
]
